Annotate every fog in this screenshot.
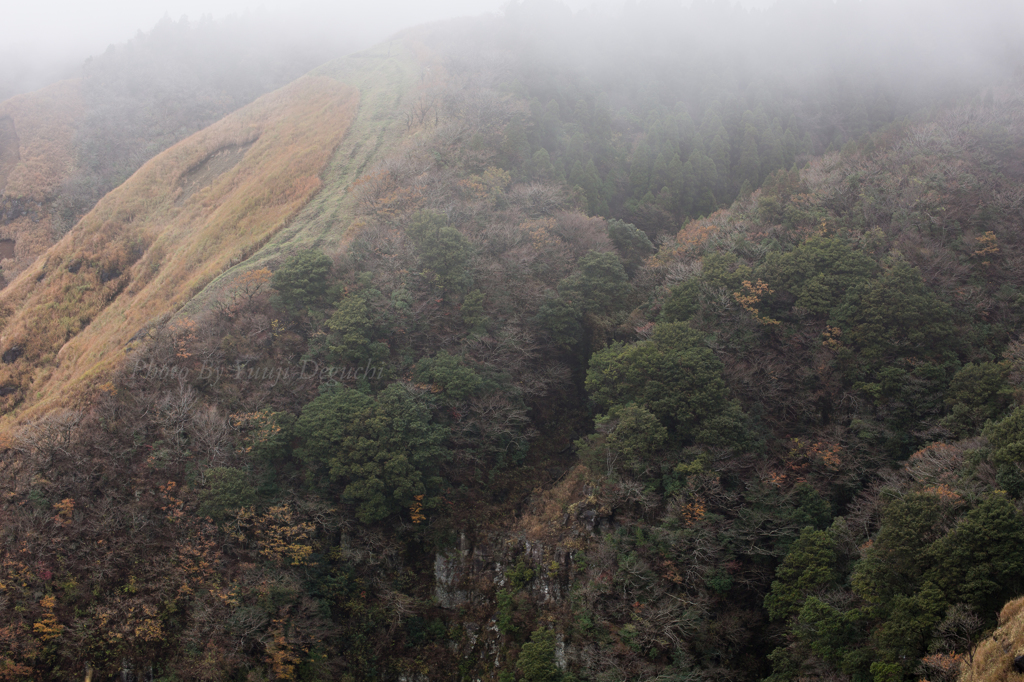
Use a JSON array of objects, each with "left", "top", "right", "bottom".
[
  {"left": 4, "top": 0, "right": 1023, "bottom": 103},
  {"left": 1, "top": 0, "right": 510, "bottom": 100},
  {"left": 0, "top": 0, "right": 818, "bottom": 99}
]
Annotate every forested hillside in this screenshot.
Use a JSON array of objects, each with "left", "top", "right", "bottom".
[{"left": 1, "top": 2, "right": 1024, "bottom": 681}]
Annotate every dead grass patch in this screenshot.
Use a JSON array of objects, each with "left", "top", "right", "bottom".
[
  {"left": 514, "top": 465, "right": 597, "bottom": 544},
  {"left": 960, "top": 596, "right": 1024, "bottom": 682}
]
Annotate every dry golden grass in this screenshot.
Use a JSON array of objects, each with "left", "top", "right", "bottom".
[
  {"left": 514, "top": 465, "right": 596, "bottom": 543},
  {"left": 175, "top": 37, "right": 424, "bottom": 316},
  {"left": 0, "top": 75, "right": 358, "bottom": 429},
  {"left": 959, "top": 596, "right": 1024, "bottom": 682},
  {"left": 0, "top": 212, "right": 55, "bottom": 280}
]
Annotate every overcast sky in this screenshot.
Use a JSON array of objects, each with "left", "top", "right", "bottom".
[
  {"left": 2, "top": 0, "right": 793, "bottom": 59},
  {"left": 7, "top": 0, "right": 1013, "bottom": 102},
  {"left": 3, "top": 0, "right": 514, "bottom": 58},
  {"left": 0, "top": 0, "right": 523, "bottom": 100}
]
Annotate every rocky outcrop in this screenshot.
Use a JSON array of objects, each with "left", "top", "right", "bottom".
[{"left": 432, "top": 468, "right": 614, "bottom": 679}]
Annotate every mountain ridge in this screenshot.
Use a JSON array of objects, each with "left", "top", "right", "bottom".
[{"left": 0, "top": 73, "right": 359, "bottom": 430}]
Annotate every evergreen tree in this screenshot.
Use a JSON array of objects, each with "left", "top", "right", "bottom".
[
  {"left": 517, "top": 629, "right": 562, "bottom": 682},
  {"left": 782, "top": 128, "right": 797, "bottom": 168},
  {"left": 629, "top": 140, "right": 653, "bottom": 199},
  {"left": 737, "top": 125, "right": 761, "bottom": 191},
  {"left": 502, "top": 115, "right": 533, "bottom": 175},
  {"left": 764, "top": 527, "right": 838, "bottom": 622},
  {"left": 679, "top": 158, "right": 697, "bottom": 216},
  {"left": 586, "top": 322, "right": 748, "bottom": 446},
  {"left": 606, "top": 219, "right": 655, "bottom": 275},
  {"left": 582, "top": 159, "right": 605, "bottom": 214},
  {"left": 295, "top": 384, "right": 449, "bottom": 523},
  {"left": 272, "top": 249, "right": 332, "bottom": 311},
  {"left": 709, "top": 133, "right": 731, "bottom": 195},
  {"left": 924, "top": 493, "right": 1024, "bottom": 615},
  {"left": 759, "top": 127, "right": 785, "bottom": 180},
  {"left": 408, "top": 210, "right": 475, "bottom": 297},
  {"left": 650, "top": 151, "right": 670, "bottom": 194},
  {"left": 531, "top": 148, "right": 560, "bottom": 184},
  {"left": 831, "top": 259, "right": 956, "bottom": 370},
  {"left": 557, "top": 250, "right": 632, "bottom": 314}
]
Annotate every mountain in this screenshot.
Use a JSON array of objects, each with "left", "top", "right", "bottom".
[
  {"left": 1, "top": 3, "right": 1024, "bottom": 680},
  {"left": 0, "top": 14, "right": 345, "bottom": 286}
]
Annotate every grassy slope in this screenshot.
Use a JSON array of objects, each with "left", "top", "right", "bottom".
[
  {"left": 0, "top": 74, "right": 359, "bottom": 429},
  {"left": 0, "top": 29, "right": 443, "bottom": 432},
  {"left": 176, "top": 34, "right": 427, "bottom": 317},
  {"left": 960, "top": 596, "right": 1024, "bottom": 682}
]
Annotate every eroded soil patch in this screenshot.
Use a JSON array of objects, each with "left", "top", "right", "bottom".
[{"left": 176, "top": 141, "right": 254, "bottom": 205}]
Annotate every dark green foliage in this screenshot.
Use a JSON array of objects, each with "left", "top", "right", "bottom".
[
  {"left": 854, "top": 361, "right": 960, "bottom": 458},
  {"left": 661, "top": 279, "right": 699, "bottom": 322},
  {"left": 460, "top": 289, "right": 488, "bottom": 333},
  {"left": 508, "top": 558, "right": 536, "bottom": 592},
  {"left": 605, "top": 404, "right": 669, "bottom": 477},
  {"left": 764, "top": 527, "right": 837, "bottom": 622},
  {"left": 763, "top": 236, "right": 877, "bottom": 315},
  {"left": 531, "top": 148, "right": 562, "bottom": 184},
  {"left": 767, "top": 489, "right": 1024, "bottom": 681},
  {"left": 197, "top": 467, "right": 256, "bottom": 521},
  {"left": 606, "top": 219, "right": 655, "bottom": 275},
  {"left": 923, "top": 494, "right": 1024, "bottom": 616},
  {"left": 295, "top": 383, "right": 449, "bottom": 523},
  {"left": 983, "top": 405, "right": 1024, "bottom": 466},
  {"left": 497, "top": 589, "right": 518, "bottom": 634},
  {"left": 517, "top": 629, "right": 562, "bottom": 682},
  {"left": 790, "top": 483, "right": 833, "bottom": 531},
  {"left": 851, "top": 493, "right": 946, "bottom": 604},
  {"left": 996, "top": 461, "right": 1024, "bottom": 499},
  {"left": 831, "top": 260, "right": 955, "bottom": 371},
  {"left": 272, "top": 249, "right": 332, "bottom": 311},
  {"left": 796, "top": 596, "right": 859, "bottom": 667},
  {"left": 534, "top": 293, "right": 583, "bottom": 347},
  {"left": 737, "top": 126, "right": 761, "bottom": 190},
  {"left": 870, "top": 582, "right": 947, "bottom": 669},
  {"left": 325, "top": 292, "right": 384, "bottom": 365},
  {"left": 413, "top": 351, "right": 485, "bottom": 402},
  {"left": 403, "top": 616, "right": 446, "bottom": 647},
  {"left": 557, "top": 251, "right": 631, "bottom": 316},
  {"left": 408, "top": 210, "right": 475, "bottom": 297},
  {"left": 585, "top": 322, "right": 748, "bottom": 447},
  {"left": 942, "top": 362, "right": 1012, "bottom": 437}
]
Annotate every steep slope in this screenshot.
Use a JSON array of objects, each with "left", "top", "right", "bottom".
[
  {"left": 176, "top": 31, "right": 432, "bottom": 316},
  {"left": 960, "top": 596, "right": 1024, "bottom": 682},
  {"left": 0, "top": 74, "right": 359, "bottom": 426},
  {"left": 0, "top": 15, "right": 343, "bottom": 284},
  {"left": 4, "top": 9, "right": 1024, "bottom": 681}
]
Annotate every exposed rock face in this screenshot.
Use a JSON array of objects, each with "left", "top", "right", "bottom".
[
  {"left": 433, "top": 529, "right": 584, "bottom": 611},
  {"left": 434, "top": 533, "right": 471, "bottom": 609},
  {"left": 432, "top": 468, "right": 614, "bottom": 679}
]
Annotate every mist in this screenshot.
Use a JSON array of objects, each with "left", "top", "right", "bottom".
[
  {"left": 8, "top": 0, "right": 1020, "bottom": 104},
  {"left": 1, "top": 0, "right": 509, "bottom": 101}
]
